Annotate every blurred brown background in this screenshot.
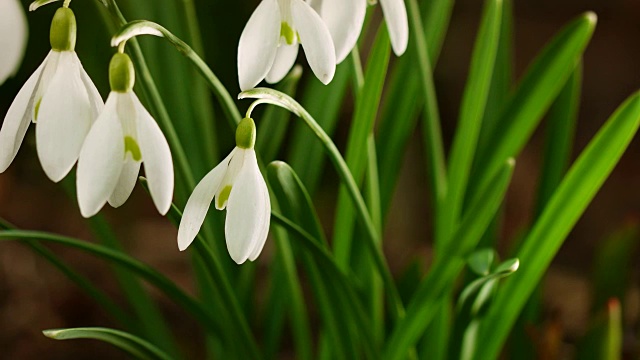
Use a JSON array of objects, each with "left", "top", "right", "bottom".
[{"left": 1, "top": 0, "right": 640, "bottom": 358}]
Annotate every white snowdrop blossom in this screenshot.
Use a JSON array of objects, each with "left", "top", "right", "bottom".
[
  {"left": 313, "top": 0, "right": 409, "bottom": 59},
  {"left": 237, "top": 0, "right": 336, "bottom": 91},
  {"left": 76, "top": 52, "right": 174, "bottom": 218},
  {"left": 0, "top": 0, "right": 28, "bottom": 85},
  {"left": 178, "top": 118, "right": 271, "bottom": 265},
  {"left": 0, "top": 7, "right": 103, "bottom": 181}
]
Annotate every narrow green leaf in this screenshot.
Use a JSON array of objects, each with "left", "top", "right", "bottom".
[
  {"left": 591, "top": 223, "right": 639, "bottom": 312},
  {"left": 332, "top": 24, "right": 390, "bottom": 268},
  {"left": 378, "top": 0, "right": 454, "bottom": 215},
  {"left": 268, "top": 161, "right": 363, "bottom": 358},
  {"left": 474, "top": 91, "right": 640, "bottom": 360},
  {"left": 535, "top": 63, "right": 582, "bottom": 215},
  {"left": 43, "top": 327, "right": 173, "bottom": 360},
  {"left": 0, "top": 219, "right": 134, "bottom": 330},
  {"left": 438, "top": 0, "right": 503, "bottom": 248},
  {"left": 0, "top": 230, "right": 224, "bottom": 342},
  {"left": 577, "top": 299, "right": 623, "bottom": 360},
  {"left": 407, "top": 0, "right": 447, "bottom": 204},
  {"left": 384, "top": 159, "right": 515, "bottom": 360},
  {"left": 470, "top": 12, "right": 596, "bottom": 204}
]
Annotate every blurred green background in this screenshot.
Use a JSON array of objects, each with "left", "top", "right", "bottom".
[{"left": 0, "top": 0, "right": 639, "bottom": 358}]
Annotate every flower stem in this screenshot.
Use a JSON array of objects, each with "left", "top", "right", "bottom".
[
  {"left": 102, "top": 1, "right": 196, "bottom": 193},
  {"left": 240, "top": 89, "right": 405, "bottom": 322}
]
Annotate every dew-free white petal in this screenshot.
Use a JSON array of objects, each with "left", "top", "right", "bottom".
[
  {"left": 379, "top": 0, "right": 409, "bottom": 56},
  {"left": 266, "top": 43, "right": 299, "bottom": 84},
  {"left": 76, "top": 93, "right": 125, "bottom": 218},
  {"left": 108, "top": 158, "right": 141, "bottom": 208},
  {"left": 248, "top": 163, "right": 271, "bottom": 261},
  {"left": 0, "top": 59, "right": 45, "bottom": 172},
  {"left": 0, "top": 0, "right": 28, "bottom": 85},
  {"left": 225, "top": 149, "right": 269, "bottom": 264},
  {"left": 318, "top": 0, "right": 366, "bottom": 63},
  {"left": 238, "top": 0, "right": 281, "bottom": 91},
  {"left": 36, "top": 51, "right": 93, "bottom": 182},
  {"left": 134, "top": 93, "right": 174, "bottom": 215},
  {"left": 74, "top": 52, "right": 104, "bottom": 120},
  {"left": 178, "top": 150, "right": 236, "bottom": 251},
  {"left": 291, "top": 0, "right": 336, "bottom": 85}
]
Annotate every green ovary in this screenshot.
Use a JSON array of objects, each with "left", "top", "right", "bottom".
[
  {"left": 124, "top": 136, "right": 142, "bottom": 161},
  {"left": 34, "top": 98, "right": 42, "bottom": 122},
  {"left": 217, "top": 185, "right": 232, "bottom": 209},
  {"left": 280, "top": 22, "right": 298, "bottom": 45}
]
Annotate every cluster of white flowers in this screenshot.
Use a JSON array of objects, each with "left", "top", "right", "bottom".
[
  {"left": 238, "top": 0, "right": 409, "bottom": 90},
  {"left": 0, "top": 0, "right": 409, "bottom": 264}
]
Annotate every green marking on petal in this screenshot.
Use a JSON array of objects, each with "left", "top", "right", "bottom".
[
  {"left": 217, "top": 185, "right": 232, "bottom": 209},
  {"left": 124, "top": 136, "right": 142, "bottom": 161},
  {"left": 34, "top": 98, "right": 42, "bottom": 122},
  {"left": 281, "top": 22, "right": 297, "bottom": 45}
]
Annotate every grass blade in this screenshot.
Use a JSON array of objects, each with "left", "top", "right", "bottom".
[
  {"left": 438, "top": 0, "right": 504, "bottom": 248},
  {"left": 473, "top": 91, "right": 640, "bottom": 360},
  {"left": 43, "top": 327, "right": 173, "bottom": 360},
  {"left": 384, "top": 159, "right": 515, "bottom": 360},
  {"left": 470, "top": 13, "right": 597, "bottom": 204},
  {"left": 535, "top": 63, "right": 582, "bottom": 215},
  {"left": 332, "top": 24, "right": 390, "bottom": 268}
]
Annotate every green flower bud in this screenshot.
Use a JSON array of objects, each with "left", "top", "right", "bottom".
[
  {"left": 50, "top": 7, "right": 76, "bottom": 52},
  {"left": 109, "top": 53, "right": 135, "bottom": 93},
  {"left": 236, "top": 117, "right": 256, "bottom": 149}
]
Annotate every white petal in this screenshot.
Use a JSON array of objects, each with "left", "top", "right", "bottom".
[
  {"left": 225, "top": 150, "right": 270, "bottom": 264},
  {"left": 76, "top": 93, "right": 125, "bottom": 218},
  {"left": 0, "top": 58, "right": 45, "bottom": 172},
  {"left": 133, "top": 93, "right": 174, "bottom": 215},
  {"left": 107, "top": 157, "right": 141, "bottom": 208},
  {"left": 266, "top": 43, "right": 299, "bottom": 84},
  {"left": 379, "top": 0, "right": 409, "bottom": 56},
  {"left": 177, "top": 149, "right": 236, "bottom": 251},
  {"left": 248, "top": 167, "right": 271, "bottom": 261},
  {"left": 319, "top": 0, "right": 366, "bottom": 63},
  {"left": 237, "top": 0, "right": 281, "bottom": 91},
  {"left": 36, "top": 52, "right": 93, "bottom": 182},
  {"left": 74, "top": 53, "right": 104, "bottom": 121},
  {"left": 32, "top": 51, "right": 62, "bottom": 121},
  {"left": 0, "top": 0, "right": 28, "bottom": 84},
  {"left": 291, "top": 0, "right": 336, "bottom": 84}
]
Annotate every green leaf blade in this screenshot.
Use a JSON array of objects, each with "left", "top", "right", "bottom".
[{"left": 474, "top": 91, "right": 640, "bottom": 360}]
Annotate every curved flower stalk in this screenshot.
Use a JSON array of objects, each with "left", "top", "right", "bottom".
[
  {"left": 0, "top": 0, "right": 28, "bottom": 85},
  {"left": 314, "top": 0, "right": 408, "bottom": 59},
  {"left": 178, "top": 118, "right": 271, "bottom": 264},
  {"left": 0, "top": 6, "right": 103, "bottom": 181},
  {"left": 76, "top": 52, "right": 173, "bottom": 218},
  {"left": 238, "top": 0, "right": 336, "bottom": 91}
]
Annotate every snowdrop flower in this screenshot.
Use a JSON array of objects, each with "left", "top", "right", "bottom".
[
  {"left": 0, "top": 7, "right": 103, "bottom": 181},
  {"left": 314, "top": 0, "right": 408, "bottom": 59},
  {"left": 76, "top": 52, "right": 173, "bottom": 218},
  {"left": 238, "top": 0, "right": 336, "bottom": 91},
  {"left": 0, "top": 0, "right": 28, "bottom": 85},
  {"left": 178, "top": 117, "right": 271, "bottom": 264}
]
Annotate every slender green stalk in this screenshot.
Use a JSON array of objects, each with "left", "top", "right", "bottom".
[
  {"left": 407, "top": 0, "right": 447, "bottom": 205},
  {"left": 239, "top": 89, "right": 405, "bottom": 321},
  {"left": 111, "top": 20, "right": 242, "bottom": 127}
]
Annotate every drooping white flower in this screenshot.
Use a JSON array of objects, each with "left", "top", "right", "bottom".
[
  {"left": 178, "top": 118, "right": 271, "bottom": 264},
  {"left": 314, "top": 0, "right": 409, "bottom": 60},
  {"left": 237, "top": 0, "right": 336, "bottom": 91},
  {"left": 0, "top": 7, "right": 103, "bottom": 181},
  {"left": 0, "top": 0, "right": 28, "bottom": 85},
  {"left": 76, "top": 52, "right": 173, "bottom": 218}
]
